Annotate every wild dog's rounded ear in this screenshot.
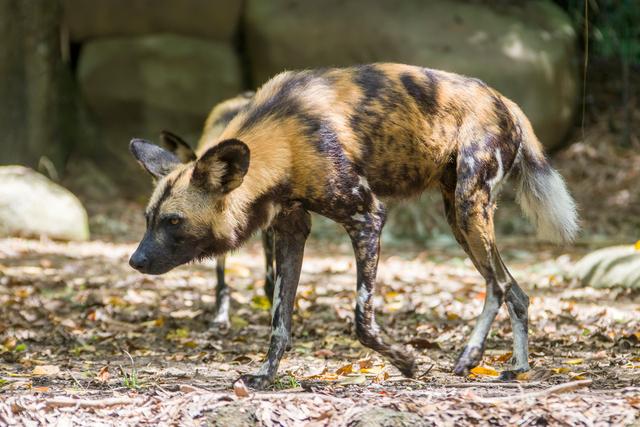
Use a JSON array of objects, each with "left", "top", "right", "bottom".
[
  {"left": 159, "top": 130, "right": 196, "bottom": 163},
  {"left": 192, "top": 139, "right": 250, "bottom": 193},
  {"left": 129, "top": 138, "right": 181, "bottom": 180}
]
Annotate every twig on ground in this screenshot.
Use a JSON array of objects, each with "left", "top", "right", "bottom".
[
  {"left": 444, "top": 381, "right": 542, "bottom": 388},
  {"left": 45, "top": 396, "right": 140, "bottom": 409},
  {"left": 417, "top": 364, "right": 434, "bottom": 379},
  {"left": 67, "top": 370, "right": 85, "bottom": 391},
  {"left": 475, "top": 379, "right": 592, "bottom": 404}
]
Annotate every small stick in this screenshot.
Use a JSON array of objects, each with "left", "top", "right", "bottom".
[
  {"left": 475, "top": 379, "right": 592, "bottom": 404},
  {"left": 67, "top": 370, "right": 86, "bottom": 391},
  {"left": 45, "top": 396, "right": 139, "bottom": 408},
  {"left": 444, "top": 381, "right": 542, "bottom": 388}
]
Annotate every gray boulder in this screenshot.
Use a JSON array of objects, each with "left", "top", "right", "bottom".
[
  {"left": 76, "top": 34, "right": 244, "bottom": 196},
  {"left": 572, "top": 245, "right": 640, "bottom": 289},
  {"left": 0, "top": 166, "right": 89, "bottom": 241},
  {"left": 62, "top": 0, "right": 242, "bottom": 42},
  {"left": 78, "top": 34, "right": 243, "bottom": 127},
  {"left": 245, "top": 0, "right": 578, "bottom": 149}
]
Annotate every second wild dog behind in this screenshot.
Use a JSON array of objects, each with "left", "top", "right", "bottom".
[{"left": 128, "top": 63, "right": 578, "bottom": 389}]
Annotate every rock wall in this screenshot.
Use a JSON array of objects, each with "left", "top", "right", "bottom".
[{"left": 2, "top": 0, "right": 578, "bottom": 206}]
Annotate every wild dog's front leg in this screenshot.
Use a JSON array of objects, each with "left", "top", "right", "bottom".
[
  {"left": 261, "top": 228, "right": 276, "bottom": 303},
  {"left": 345, "top": 205, "right": 416, "bottom": 378},
  {"left": 237, "top": 205, "right": 310, "bottom": 389},
  {"left": 212, "top": 255, "right": 230, "bottom": 329}
]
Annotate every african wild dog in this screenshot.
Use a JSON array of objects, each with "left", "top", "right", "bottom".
[
  {"left": 156, "top": 91, "right": 279, "bottom": 330},
  {"left": 128, "top": 63, "right": 578, "bottom": 389}
]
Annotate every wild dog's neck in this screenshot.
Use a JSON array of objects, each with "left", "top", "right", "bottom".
[{"left": 217, "top": 122, "right": 294, "bottom": 249}]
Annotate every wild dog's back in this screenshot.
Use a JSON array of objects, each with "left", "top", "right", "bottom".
[{"left": 219, "top": 63, "right": 523, "bottom": 202}]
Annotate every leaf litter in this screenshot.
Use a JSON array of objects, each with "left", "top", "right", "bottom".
[{"left": 0, "top": 235, "right": 638, "bottom": 425}]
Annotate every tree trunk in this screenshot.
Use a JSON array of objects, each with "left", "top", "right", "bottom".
[{"left": 0, "top": 0, "right": 75, "bottom": 175}]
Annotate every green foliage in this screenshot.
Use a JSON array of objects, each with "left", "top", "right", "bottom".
[
  {"left": 120, "top": 365, "right": 140, "bottom": 390},
  {"left": 273, "top": 375, "right": 300, "bottom": 390},
  {"left": 563, "top": 0, "right": 640, "bottom": 65},
  {"left": 120, "top": 351, "right": 141, "bottom": 389}
]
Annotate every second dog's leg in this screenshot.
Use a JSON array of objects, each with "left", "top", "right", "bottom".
[{"left": 212, "top": 255, "right": 230, "bottom": 329}]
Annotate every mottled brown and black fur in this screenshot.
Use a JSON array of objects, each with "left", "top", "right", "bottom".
[{"left": 129, "top": 63, "right": 578, "bottom": 389}]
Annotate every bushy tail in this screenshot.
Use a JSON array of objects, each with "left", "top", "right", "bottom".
[{"left": 511, "top": 108, "right": 579, "bottom": 243}]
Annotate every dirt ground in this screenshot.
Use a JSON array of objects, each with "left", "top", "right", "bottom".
[{"left": 0, "top": 233, "right": 638, "bottom": 426}]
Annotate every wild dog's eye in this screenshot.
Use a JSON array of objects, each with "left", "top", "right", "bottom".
[{"left": 162, "top": 215, "right": 183, "bottom": 226}]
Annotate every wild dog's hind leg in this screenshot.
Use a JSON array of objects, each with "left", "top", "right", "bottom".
[
  {"left": 212, "top": 256, "right": 230, "bottom": 329},
  {"left": 237, "top": 204, "right": 310, "bottom": 389},
  {"left": 499, "top": 255, "right": 530, "bottom": 374},
  {"left": 345, "top": 199, "right": 416, "bottom": 378},
  {"left": 451, "top": 191, "right": 530, "bottom": 376},
  {"left": 451, "top": 198, "right": 503, "bottom": 376}
]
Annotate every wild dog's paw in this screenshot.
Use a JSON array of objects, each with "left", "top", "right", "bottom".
[
  {"left": 394, "top": 357, "right": 417, "bottom": 378},
  {"left": 210, "top": 317, "right": 231, "bottom": 331},
  {"left": 453, "top": 345, "right": 484, "bottom": 376},
  {"left": 236, "top": 374, "right": 273, "bottom": 390},
  {"left": 388, "top": 347, "right": 417, "bottom": 378}
]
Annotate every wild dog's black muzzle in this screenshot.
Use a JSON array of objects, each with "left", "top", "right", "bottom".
[
  {"left": 129, "top": 232, "right": 174, "bottom": 275},
  {"left": 129, "top": 250, "right": 149, "bottom": 272}
]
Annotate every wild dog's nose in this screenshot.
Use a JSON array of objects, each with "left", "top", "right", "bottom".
[{"left": 129, "top": 251, "right": 149, "bottom": 271}]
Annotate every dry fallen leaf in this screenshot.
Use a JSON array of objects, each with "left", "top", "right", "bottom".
[
  {"left": 372, "top": 371, "right": 390, "bottom": 383},
  {"left": 97, "top": 366, "right": 110, "bottom": 383},
  {"left": 335, "top": 363, "right": 353, "bottom": 376},
  {"left": 494, "top": 352, "right": 513, "bottom": 363},
  {"left": 469, "top": 366, "right": 499, "bottom": 377},
  {"left": 233, "top": 379, "right": 250, "bottom": 397},
  {"left": 565, "top": 358, "right": 584, "bottom": 365},
  {"left": 32, "top": 365, "right": 60, "bottom": 376},
  {"left": 358, "top": 359, "right": 373, "bottom": 370},
  {"left": 338, "top": 374, "right": 367, "bottom": 385}
]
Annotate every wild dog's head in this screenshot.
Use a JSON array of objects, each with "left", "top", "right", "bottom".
[{"left": 128, "top": 132, "right": 250, "bottom": 274}]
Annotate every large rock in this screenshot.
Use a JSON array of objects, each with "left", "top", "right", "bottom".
[
  {"left": 572, "top": 245, "right": 640, "bottom": 289},
  {"left": 246, "top": 0, "right": 578, "bottom": 149},
  {"left": 0, "top": 166, "right": 89, "bottom": 241},
  {"left": 62, "top": 0, "right": 242, "bottom": 42},
  {"left": 78, "top": 35, "right": 243, "bottom": 126},
  {"left": 77, "top": 34, "right": 244, "bottom": 196}
]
